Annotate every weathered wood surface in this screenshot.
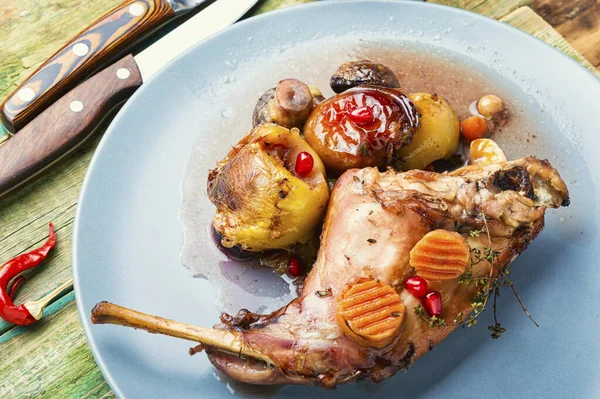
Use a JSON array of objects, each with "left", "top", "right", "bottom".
[
  {"left": 429, "top": 0, "right": 532, "bottom": 19},
  {"left": 533, "top": 0, "right": 600, "bottom": 69},
  {"left": 0, "top": 0, "right": 597, "bottom": 397},
  {"left": 502, "top": 6, "right": 600, "bottom": 78}
]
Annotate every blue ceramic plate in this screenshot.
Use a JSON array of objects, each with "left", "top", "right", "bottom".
[{"left": 73, "top": 1, "right": 600, "bottom": 398}]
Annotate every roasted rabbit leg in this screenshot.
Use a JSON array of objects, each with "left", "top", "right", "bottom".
[{"left": 92, "top": 156, "right": 569, "bottom": 388}]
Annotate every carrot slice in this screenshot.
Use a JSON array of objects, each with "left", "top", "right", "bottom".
[
  {"left": 460, "top": 115, "right": 488, "bottom": 141},
  {"left": 336, "top": 278, "right": 405, "bottom": 348},
  {"left": 410, "top": 230, "right": 469, "bottom": 281}
]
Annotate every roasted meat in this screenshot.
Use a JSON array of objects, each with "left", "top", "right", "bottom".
[{"left": 91, "top": 156, "right": 569, "bottom": 388}]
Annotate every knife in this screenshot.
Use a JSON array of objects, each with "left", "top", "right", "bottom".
[
  {"left": 0, "top": 0, "right": 259, "bottom": 197},
  {"left": 0, "top": 0, "right": 215, "bottom": 134}
]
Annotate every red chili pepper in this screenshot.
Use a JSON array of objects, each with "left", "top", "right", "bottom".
[
  {"left": 8, "top": 276, "right": 25, "bottom": 299},
  {"left": 0, "top": 223, "right": 56, "bottom": 326}
]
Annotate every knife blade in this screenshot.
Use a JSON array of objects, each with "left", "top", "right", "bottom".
[
  {"left": 0, "top": 0, "right": 215, "bottom": 134},
  {"left": 0, "top": 0, "right": 259, "bottom": 197}
]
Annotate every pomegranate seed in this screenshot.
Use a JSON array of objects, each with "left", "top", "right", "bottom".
[
  {"left": 287, "top": 255, "right": 304, "bottom": 277},
  {"left": 404, "top": 276, "right": 428, "bottom": 298},
  {"left": 423, "top": 291, "right": 442, "bottom": 317},
  {"left": 295, "top": 151, "right": 314, "bottom": 177},
  {"left": 349, "top": 106, "right": 375, "bottom": 125}
]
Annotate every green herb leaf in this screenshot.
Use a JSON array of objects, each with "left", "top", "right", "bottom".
[
  {"left": 458, "top": 271, "right": 473, "bottom": 284},
  {"left": 488, "top": 322, "right": 506, "bottom": 339},
  {"left": 359, "top": 143, "right": 369, "bottom": 157},
  {"left": 454, "top": 312, "right": 463, "bottom": 323}
]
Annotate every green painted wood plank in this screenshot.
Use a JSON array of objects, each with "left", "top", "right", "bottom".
[
  {"left": 0, "top": 291, "right": 75, "bottom": 340},
  {"left": 0, "top": 125, "right": 9, "bottom": 144},
  {"left": 0, "top": 296, "right": 111, "bottom": 399},
  {"left": 0, "top": 0, "right": 121, "bottom": 100}
]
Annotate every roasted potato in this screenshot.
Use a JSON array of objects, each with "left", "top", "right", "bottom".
[
  {"left": 395, "top": 93, "right": 460, "bottom": 171},
  {"left": 208, "top": 124, "right": 329, "bottom": 251},
  {"left": 469, "top": 138, "right": 507, "bottom": 165},
  {"left": 303, "top": 86, "right": 419, "bottom": 175}
]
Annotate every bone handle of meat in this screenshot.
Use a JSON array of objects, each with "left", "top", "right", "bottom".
[{"left": 91, "top": 302, "right": 274, "bottom": 366}]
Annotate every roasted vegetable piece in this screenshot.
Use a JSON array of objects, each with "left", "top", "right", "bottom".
[
  {"left": 337, "top": 278, "right": 405, "bottom": 349},
  {"left": 409, "top": 229, "right": 469, "bottom": 280},
  {"left": 252, "top": 79, "right": 317, "bottom": 128},
  {"left": 477, "top": 94, "right": 504, "bottom": 119},
  {"left": 470, "top": 138, "right": 507, "bottom": 165},
  {"left": 460, "top": 115, "right": 488, "bottom": 141},
  {"left": 395, "top": 93, "right": 460, "bottom": 171},
  {"left": 304, "top": 86, "right": 419, "bottom": 175},
  {"left": 330, "top": 60, "right": 400, "bottom": 93},
  {"left": 208, "top": 124, "right": 329, "bottom": 251},
  {"left": 476, "top": 94, "right": 509, "bottom": 133}
]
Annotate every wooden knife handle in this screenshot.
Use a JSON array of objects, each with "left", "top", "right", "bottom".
[
  {"left": 0, "top": 55, "right": 143, "bottom": 197},
  {"left": 0, "top": 0, "right": 173, "bottom": 133}
]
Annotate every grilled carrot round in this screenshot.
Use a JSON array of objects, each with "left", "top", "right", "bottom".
[
  {"left": 336, "top": 278, "right": 405, "bottom": 348},
  {"left": 410, "top": 229, "right": 469, "bottom": 280}
]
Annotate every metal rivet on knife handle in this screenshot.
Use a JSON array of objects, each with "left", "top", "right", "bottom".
[
  {"left": 0, "top": 0, "right": 176, "bottom": 133},
  {"left": 72, "top": 42, "right": 90, "bottom": 57},
  {"left": 69, "top": 101, "right": 84, "bottom": 113},
  {"left": 129, "top": 2, "right": 146, "bottom": 16},
  {"left": 117, "top": 68, "right": 132, "bottom": 79},
  {"left": 17, "top": 88, "right": 35, "bottom": 103}
]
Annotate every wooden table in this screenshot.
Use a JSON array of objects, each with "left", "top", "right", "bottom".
[{"left": 0, "top": 0, "right": 597, "bottom": 397}]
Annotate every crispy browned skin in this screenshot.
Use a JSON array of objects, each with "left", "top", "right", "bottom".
[{"left": 207, "top": 156, "right": 569, "bottom": 387}]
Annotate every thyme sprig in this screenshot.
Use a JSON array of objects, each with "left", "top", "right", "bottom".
[
  {"left": 414, "top": 305, "right": 447, "bottom": 328},
  {"left": 455, "top": 214, "right": 538, "bottom": 338}
]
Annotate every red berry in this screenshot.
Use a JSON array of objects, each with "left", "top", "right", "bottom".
[
  {"left": 287, "top": 255, "right": 304, "bottom": 277},
  {"left": 404, "top": 276, "right": 428, "bottom": 298},
  {"left": 349, "top": 106, "right": 375, "bottom": 125},
  {"left": 295, "top": 151, "right": 314, "bottom": 177},
  {"left": 423, "top": 291, "right": 442, "bottom": 317}
]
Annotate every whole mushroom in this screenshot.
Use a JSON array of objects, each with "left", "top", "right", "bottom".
[
  {"left": 330, "top": 60, "right": 400, "bottom": 94},
  {"left": 252, "top": 79, "right": 319, "bottom": 128}
]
